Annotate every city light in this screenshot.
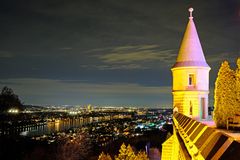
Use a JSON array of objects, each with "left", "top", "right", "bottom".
[{"left": 8, "top": 108, "right": 19, "bottom": 114}]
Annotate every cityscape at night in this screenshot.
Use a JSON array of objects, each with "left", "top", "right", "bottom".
[{"left": 0, "top": 0, "right": 240, "bottom": 160}]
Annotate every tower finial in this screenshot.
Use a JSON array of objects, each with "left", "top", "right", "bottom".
[{"left": 188, "top": 8, "right": 194, "bottom": 19}]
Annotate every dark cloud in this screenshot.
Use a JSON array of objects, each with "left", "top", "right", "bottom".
[{"left": 0, "top": 0, "right": 239, "bottom": 106}]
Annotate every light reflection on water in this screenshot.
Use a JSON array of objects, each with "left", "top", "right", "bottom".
[{"left": 21, "top": 117, "right": 91, "bottom": 137}]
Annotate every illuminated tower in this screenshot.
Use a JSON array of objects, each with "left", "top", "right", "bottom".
[
  {"left": 162, "top": 8, "right": 240, "bottom": 160},
  {"left": 172, "top": 8, "right": 210, "bottom": 120}
]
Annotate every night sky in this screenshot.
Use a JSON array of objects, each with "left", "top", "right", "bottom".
[{"left": 0, "top": 0, "right": 239, "bottom": 107}]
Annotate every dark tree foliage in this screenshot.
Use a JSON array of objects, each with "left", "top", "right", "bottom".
[{"left": 0, "top": 86, "right": 23, "bottom": 112}]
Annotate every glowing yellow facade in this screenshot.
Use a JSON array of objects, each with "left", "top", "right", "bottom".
[
  {"left": 162, "top": 8, "right": 240, "bottom": 160},
  {"left": 171, "top": 8, "right": 210, "bottom": 120},
  {"left": 162, "top": 8, "right": 210, "bottom": 160},
  {"left": 172, "top": 67, "right": 210, "bottom": 120},
  {"left": 163, "top": 112, "right": 240, "bottom": 160}
]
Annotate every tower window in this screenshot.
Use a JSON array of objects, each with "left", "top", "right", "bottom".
[
  {"left": 188, "top": 74, "right": 194, "bottom": 86},
  {"left": 189, "top": 101, "right": 192, "bottom": 116}
]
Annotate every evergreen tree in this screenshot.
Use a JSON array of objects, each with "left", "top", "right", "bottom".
[
  {"left": 98, "top": 152, "right": 112, "bottom": 160},
  {"left": 0, "top": 86, "right": 23, "bottom": 112},
  {"left": 213, "top": 61, "right": 237, "bottom": 128},
  {"left": 126, "top": 144, "right": 136, "bottom": 160},
  {"left": 115, "top": 143, "right": 136, "bottom": 160},
  {"left": 135, "top": 151, "right": 149, "bottom": 160},
  {"left": 98, "top": 143, "right": 149, "bottom": 160}
]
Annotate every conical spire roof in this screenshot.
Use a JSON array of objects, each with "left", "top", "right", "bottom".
[{"left": 173, "top": 8, "right": 209, "bottom": 68}]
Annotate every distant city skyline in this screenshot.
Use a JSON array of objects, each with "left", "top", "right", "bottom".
[{"left": 0, "top": 0, "right": 239, "bottom": 107}]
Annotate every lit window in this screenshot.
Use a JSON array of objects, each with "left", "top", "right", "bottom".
[{"left": 189, "top": 74, "right": 194, "bottom": 86}]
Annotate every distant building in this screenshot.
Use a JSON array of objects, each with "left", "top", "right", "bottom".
[{"left": 87, "top": 104, "right": 93, "bottom": 112}]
